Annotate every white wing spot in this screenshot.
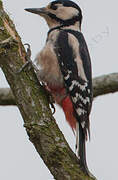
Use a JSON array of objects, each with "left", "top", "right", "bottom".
[
  {"left": 64, "top": 70, "right": 72, "bottom": 80},
  {"left": 64, "top": 74, "right": 70, "bottom": 80},
  {"left": 72, "top": 93, "right": 79, "bottom": 103},
  {"left": 81, "top": 121, "right": 86, "bottom": 129},
  {"left": 78, "top": 95, "right": 90, "bottom": 104},
  {"left": 69, "top": 80, "right": 88, "bottom": 91},
  {"left": 61, "top": 62, "right": 64, "bottom": 66},
  {"left": 69, "top": 80, "right": 79, "bottom": 91},
  {"left": 88, "top": 89, "right": 90, "bottom": 94},
  {"left": 57, "top": 53, "right": 61, "bottom": 57},
  {"left": 78, "top": 82, "right": 88, "bottom": 91},
  {"left": 76, "top": 108, "right": 85, "bottom": 116}
]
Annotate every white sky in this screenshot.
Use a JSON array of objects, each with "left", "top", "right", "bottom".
[{"left": 0, "top": 0, "right": 118, "bottom": 179}]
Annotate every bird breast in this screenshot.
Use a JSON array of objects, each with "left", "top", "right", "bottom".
[{"left": 35, "top": 36, "right": 64, "bottom": 88}]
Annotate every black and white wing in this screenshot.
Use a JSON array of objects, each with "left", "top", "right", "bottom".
[{"left": 54, "top": 29, "right": 92, "bottom": 138}]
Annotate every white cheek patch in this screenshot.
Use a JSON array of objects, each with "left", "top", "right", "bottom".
[{"left": 57, "top": 7, "right": 79, "bottom": 20}]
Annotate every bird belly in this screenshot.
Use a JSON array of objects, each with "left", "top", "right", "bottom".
[{"left": 35, "top": 42, "right": 64, "bottom": 88}]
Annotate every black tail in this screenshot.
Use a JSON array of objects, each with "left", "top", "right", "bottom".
[
  {"left": 75, "top": 122, "right": 96, "bottom": 179},
  {"left": 78, "top": 122, "right": 90, "bottom": 175}
]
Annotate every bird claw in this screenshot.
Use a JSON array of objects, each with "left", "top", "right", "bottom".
[
  {"left": 16, "top": 43, "right": 39, "bottom": 74},
  {"left": 16, "top": 60, "right": 32, "bottom": 73},
  {"left": 16, "top": 43, "right": 32, "bottom": 73}
]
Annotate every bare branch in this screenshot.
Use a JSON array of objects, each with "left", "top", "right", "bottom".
[
  {"left": 0, "top": 73, "right": 118, "bottom": 105},
  {"left": 0, "top": 1, "right": 95, "bottom": 180},
  {"left": 93, "top": 73, "right": 118, "bottom": 98},
  {"left": 0, "top": 88, "right": 16, "bottom": 105}
]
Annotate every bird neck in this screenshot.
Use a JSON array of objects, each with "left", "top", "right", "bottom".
[
  {"left": 48, "top": 22, "right": 81, "bottom": 35},
  {"left": 61, "top": 23, "right": 81, "bottom": 31}
]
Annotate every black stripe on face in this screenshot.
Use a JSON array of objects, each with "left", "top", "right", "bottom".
[{"left": 48, "top": 12, "right": 80, "bottom": 26}]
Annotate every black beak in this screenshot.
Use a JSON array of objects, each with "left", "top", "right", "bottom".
[{"left": 25, "top": 8, "right": 47, "bottom": 15}]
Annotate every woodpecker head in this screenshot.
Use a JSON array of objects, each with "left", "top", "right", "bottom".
[{"left": 25, "top": 0, "right": 82, "bottom": 29}]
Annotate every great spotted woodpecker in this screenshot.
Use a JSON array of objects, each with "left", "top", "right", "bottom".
[{"left": 25, "top": 0, "right": 93, "bottom": 176}]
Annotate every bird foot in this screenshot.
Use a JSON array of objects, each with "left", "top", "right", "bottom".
[{"left": 17, "top": 43, "right": 39, "bottom": 74}]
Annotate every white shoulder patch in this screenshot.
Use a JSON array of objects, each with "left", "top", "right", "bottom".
[{"left": 68, "top": 33, "right": 87, "bottom": 81}]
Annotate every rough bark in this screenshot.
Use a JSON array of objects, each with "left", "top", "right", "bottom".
[
  {"left": 1, "top": 72, "right": 118, "bottom": 105},
  {"left": 0, "top": 1, "right": 95, "bottom": 180}
]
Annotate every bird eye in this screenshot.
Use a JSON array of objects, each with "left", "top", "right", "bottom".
[{"left": 50, "top": 4, "right": 58, "bottom": 10}]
